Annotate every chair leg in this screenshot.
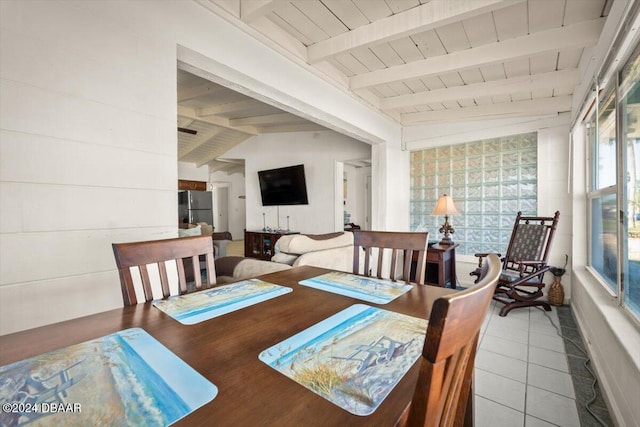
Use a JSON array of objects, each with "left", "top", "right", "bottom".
[{"left": 499, "top": 300, "right": 551, "bottom": 317}]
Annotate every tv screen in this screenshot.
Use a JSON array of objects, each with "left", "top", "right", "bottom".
[{"left": 258, "top": 164, "right": 309, "bottom": 206}]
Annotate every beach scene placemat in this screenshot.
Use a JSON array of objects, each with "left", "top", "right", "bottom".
[
  {"left": 259, "top": 304, "right": 427, "bottom": 416},
  {"left": 299, "top": 271, "right": 413, "bottom": 304},
  {"left": 154, "top": 279, "right": 292, "bottom": 325},
  {"left": 0, "top": 328, "right": 217, "bottom": 426}
]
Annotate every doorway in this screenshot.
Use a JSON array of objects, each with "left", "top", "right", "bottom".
[{"left": 214, "top": 187, "right": 229, "bottom": 232}]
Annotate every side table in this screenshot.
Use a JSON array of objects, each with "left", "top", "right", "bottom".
[{"left": 412, "top": 243, "right": 459, "bottom": 288}]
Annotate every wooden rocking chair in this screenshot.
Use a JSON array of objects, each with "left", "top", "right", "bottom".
[{"left": 470, "top": 211, "right": 560, "bottom": 317}]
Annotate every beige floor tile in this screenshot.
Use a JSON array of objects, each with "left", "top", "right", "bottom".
[
  {"left": 528, "top": 346, "right": 569, "bottom": 373},
  {"left": 525, "top": 385, "right": 580, "bottom": 427},
  {"left": 480, "top": 335, "right": 529, "bottom": 361},
  {"left": 476, "top": 349, "right": 528, "bottom": 383},
  {"left": 475, "top": 396, "right": 525, "bottom": 427},
  {"left": 475, "top": 368, "right": 526, "bottom": 411},
  {"left": 527, "top": 364, "right": 575, "bottom": 399}
]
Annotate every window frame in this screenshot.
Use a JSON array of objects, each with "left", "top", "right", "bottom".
[{"left": 584, "top": 39, "right": 640, "bottom": 323}]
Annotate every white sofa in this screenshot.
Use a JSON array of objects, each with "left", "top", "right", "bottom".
[
  {"left": 271, "top": 232, "right": 354, "bottom": 272},
  {"left": 214, "top": 231, "right": 355, "bottom": 283}
]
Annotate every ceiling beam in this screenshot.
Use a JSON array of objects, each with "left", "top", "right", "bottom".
[
  {"left": 177, "top": 82, "right": 223, "bottom": 102},
  {"left": 351, "top": 18, "right": 605, "bottom": 90},
  {"left": 381, "top": 69, "right": 579, "bottom": 110},
  {"left": 240, "top": 0, "right": 288, "bottom": 23},
  {"left": 178, "top": 128, "right": 225, "bottom": 159},
  {"left": 178, "top": 105, "right": 258, "bottom": 135},
  {"left": 401, "top": 96, "right": 573, "bottom": 124},
  {"left": 229, "top": 112, "right": 304, "bottom": 126},
  {"left": 257, "top": 123, "right": 327, "bottom": 133},
  {"left": 308, "top": 0, "right": 522, "bottom": 64},
  {"left": 177, "top": 118, "right": 195, "bottom": 128},
  {"left": 198, "top": 100, "right": 264, "bottom": 116},
  {"left": 196, "top": 136, "right": 252, "bottom": 167}
]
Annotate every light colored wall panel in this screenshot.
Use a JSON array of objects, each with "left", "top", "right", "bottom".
[
  {"left": 1, "top": 131, "right": 176, "bottom": 189},
  {"left": 178, "top": 162, "right": 210, "bottom": 182},
  {"left": 0, "top": 227, "right": 176, "bottom": 286},
  {"left": 0, "top": 183, "right": 175, "bottom": 233},
  {"left": 572, "top": 271, "right": 640, "bottom": 427},
  {"left": 0, "top": 28, "right": 175, "bottom": 121},
  {"left": 0, "top": 80, "right": 176, "bottom": 155},
  {"left": 0, "top": 271, "right": 123, "bottom": 335},
  {"left": 0, "top": 1, "right": 176, "bottom": 94}
]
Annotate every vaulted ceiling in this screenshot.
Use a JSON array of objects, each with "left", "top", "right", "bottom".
[{"left": 181, "top": 0, "right": 611, "bottom": 171}]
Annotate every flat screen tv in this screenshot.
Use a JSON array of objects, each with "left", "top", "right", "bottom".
[{"left": 258, "top": 164, "right": 309, "bottom": 206}]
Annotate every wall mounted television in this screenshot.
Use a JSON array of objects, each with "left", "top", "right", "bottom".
[{"left": 258, "top": 164, "right": 309, "bottom": 206}]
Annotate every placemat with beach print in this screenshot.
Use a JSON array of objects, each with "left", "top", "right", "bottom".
[
  {"left": 259, "top": 304, "right": 427, "bottom": 416},
  {"left": 0, "top": 328, "right": 217, "bottom": 426},
  {"left": 299, "top": 271, "right": 413, "bottom": 304},
  {"left": 153, "top": 279, "right": 292, "bottom": 325}
]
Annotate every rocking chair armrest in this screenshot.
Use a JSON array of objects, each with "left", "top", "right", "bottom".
[
  {"left": 473, "top": 252, "right": 502, "bottom": 268},
  {"left": 504, "top": 265, "right": 553, "bottom": 288}
]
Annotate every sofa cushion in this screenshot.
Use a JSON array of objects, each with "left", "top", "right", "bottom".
[
  {"left": 275, "top": 232, "right": 353, "bottom": 255},
  {"left": 214, "top": 256, "right": 292, "bottom": 283},
  {"left": 291, "top": 245, "right": 353, "bottom": 272},
  {"left": 271, "top": 252, "right": 299, "bottom": 265}
]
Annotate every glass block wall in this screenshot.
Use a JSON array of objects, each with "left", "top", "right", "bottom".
[{"left": 410, "top": 132, "right": 538, "bottom": 255}]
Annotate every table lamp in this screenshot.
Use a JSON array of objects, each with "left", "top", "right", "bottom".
[{"left": 431, "top": 194, "right": 459, "bottom": 245}]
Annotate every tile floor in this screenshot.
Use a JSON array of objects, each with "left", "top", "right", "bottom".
[{"left": 474, "top": 302, "right": 613, "bottom": 427}]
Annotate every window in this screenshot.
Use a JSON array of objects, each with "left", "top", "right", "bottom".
[
  {"left": 410, "top": 133, "right": 537, "bottom": 255},
  {"left": 586, "top": 41, "right": 640, "bottom": 320},
  {"left": 589, "top": 89, "right": 619, "bottom": 293},
  {"left": 620, "top": 44, "right": 640, "bottom": 316}
]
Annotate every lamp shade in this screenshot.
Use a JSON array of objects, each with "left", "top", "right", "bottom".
[{"left": 431, "top": 194, "right": 459, "bottom": 216}]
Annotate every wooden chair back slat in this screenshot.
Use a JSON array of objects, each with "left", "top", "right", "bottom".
[
  {"left": 353, "top": 230, "right": 429, "bottom": 285},
  {"left": 139, "top": 265, "right": 153, "bottom": 300},
  {"left": 177, "top": 260, "right": 187, "bottom": 294},
  {"left": 158, "top": 261, "right": 170, "bottom": 298},
  {"left": 112, "top": 235, "right": 216, "bottom": 306},
  {"left": 398, "top": 254, "right": 501, "bottom": 427}
]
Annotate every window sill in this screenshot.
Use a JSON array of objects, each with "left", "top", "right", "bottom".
[{"left": 573, "top": 268, "right": 640, "bottom": 372}]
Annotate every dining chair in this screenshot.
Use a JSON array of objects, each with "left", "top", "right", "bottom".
[
  {"left": 112, "top": 235, "right": 216, "bottom": 306},
  {"left": 470, "top": 211, "right": 560, "bottom": 317},
  {"left": 397, "top": 254, "right": 502, "bottom": 427},
  {"left": 352, "top": 230, "right": 429, "bottom": 285}
]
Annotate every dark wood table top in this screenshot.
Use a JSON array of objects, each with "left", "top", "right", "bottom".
[{"left": 0, "top": 266, "right": 455, "bottom": 426}]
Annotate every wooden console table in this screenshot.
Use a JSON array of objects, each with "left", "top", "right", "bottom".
[
  {"left": 412, "top": 243, "right": 459, "bottom": 288},
  {"left": 244, "top": 230, "right": 299, "bottom": 260}
]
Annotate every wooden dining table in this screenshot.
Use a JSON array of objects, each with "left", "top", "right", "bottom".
[{"left": 0, "top": 266, "right": 457, "bottom": 426}]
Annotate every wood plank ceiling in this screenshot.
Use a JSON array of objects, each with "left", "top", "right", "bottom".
[{"left": 184, "top": 0, "right": 611, "bottom": 172}]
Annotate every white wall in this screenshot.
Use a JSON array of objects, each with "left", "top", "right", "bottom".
[
  {"left": 224, "top": 131, "right": 371, "bottom": 234},
  {"left": 0, "top": 0, "right": 400, "bottom": 335},
  {"left": 0, "top": 0, "right": 179, "bottom": 334},
  {"left": 178, "top": 161, "right": 209, "bottom": 182}
]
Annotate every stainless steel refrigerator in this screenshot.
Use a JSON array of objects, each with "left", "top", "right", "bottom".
[{"left": 178, "top": 191, "right": 214, "bottom": 225}]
